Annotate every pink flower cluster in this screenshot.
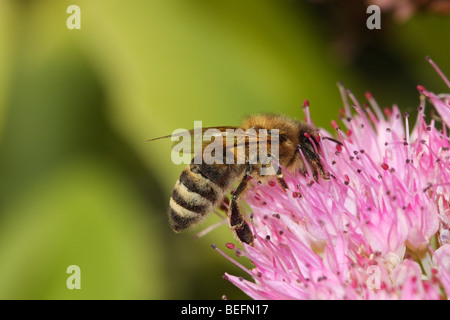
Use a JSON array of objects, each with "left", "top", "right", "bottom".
[{"left": 216, "top": 58, "right": 450, "bottom": 299}]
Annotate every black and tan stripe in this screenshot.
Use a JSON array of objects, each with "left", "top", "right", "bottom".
[
  {"left": 169, "top": 165, "right": 225, "bottom": 231},
  {"left": 172, "top": 180, "right": 212, "bottom": 212},
  {"left": 179, "top": 168, "right": 221, "bottom": 203}
]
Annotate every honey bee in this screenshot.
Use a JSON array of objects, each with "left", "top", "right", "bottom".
[{"left": 150, "top": 114, "right": 333, "bottom": 246}]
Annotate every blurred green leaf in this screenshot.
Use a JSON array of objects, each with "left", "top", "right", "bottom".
[{"left": 0, "top": 157, "right": 167, "bottom": 299}]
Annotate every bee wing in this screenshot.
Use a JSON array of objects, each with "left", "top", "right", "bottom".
[
  {"left": 149, "top": 126, "right": 281, "bottom": 165},
  {"left": 148, "top": 126, "right": 239, "bottom": 154},
  {"left": 221, "top": 128, "right": 281, "bottom": 164}
]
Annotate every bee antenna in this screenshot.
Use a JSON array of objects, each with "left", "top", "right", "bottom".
[{"left": 322, "top": 136, "right": 343, "bottom": 146}]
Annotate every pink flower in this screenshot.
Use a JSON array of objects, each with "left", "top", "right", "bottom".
[{"left": 214, "top": 58, "right": 450, "bottom": 299}]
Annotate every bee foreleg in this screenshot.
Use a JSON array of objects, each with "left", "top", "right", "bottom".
[
  {"left": 276, "top": 167, "right": 288, "bottom": 191},
  {"left": 228, "top": 170, "right": 254, "bottom": 246},
  {"left": 300, "top": 146, "right": 329, "bottom": 182}
]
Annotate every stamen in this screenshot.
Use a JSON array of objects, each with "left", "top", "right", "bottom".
[
  {"left": 427, "top": 56, "right": 450, "bottom": 89},
  {"left": 404, "top": 112, "right": 411, "bottom": 160},
  {"left": 337, "top": 81, "right": 352, "bottom": 118},
  {"left": 226, "top": 242, "right": 236, "bottom": 250},
  {"left": 211, "top": 244, "right": 252, "bottom": 276},
  {"left": 304, "top": 132, "right": 319, "bottom": 154},
  {"left": 193, "top": 218, "right": 228, "bottom": 239},
  {"left": 365, "top": 91, "right": 384, "bottom": 121},
  {"left": 331, "top": 120, "right": 340, "bottom": 131},
  {"left": 297, "top": 147, "right": 314, "bottom": 180},
  {"left": 303, "top": 99, "right": 311, "bottom": 125}
]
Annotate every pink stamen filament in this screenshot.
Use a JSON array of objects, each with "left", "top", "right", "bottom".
[
  {"left": 427, "top": 57, "right": 450, "bottom": 89},
  {"left": 211, "top": 244, "right": 253, "bottom": 276}
]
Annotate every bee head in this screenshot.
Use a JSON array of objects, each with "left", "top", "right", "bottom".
[
  {"left": 299, "top": 131, "right": 320, "bottom": 158},
  {"left": 298, "top": 130, "right": 330, "bottom": 181}
]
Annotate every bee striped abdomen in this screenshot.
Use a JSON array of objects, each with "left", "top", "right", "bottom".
[{"left": 169, "top": 163, "right": 225, "bottom": 232}]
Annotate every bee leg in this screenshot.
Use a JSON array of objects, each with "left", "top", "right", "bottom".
[
  {"left": 228, "top": 170, "right": 254, "bottom": 246},
  {"left": 300, "top": 146, "right": 330, "bottom": 181},
  {"left": 311, "top": 159, "right": 329, "bottom": 182},
  {"left": 316, "top": 160, "right": 330, "bottom": 180},
  {"left": 276, "top": 167, "right": 288, "bottom": 191},
  {"left": 218, "top": 195, "right": 230, "bottom": 213}
]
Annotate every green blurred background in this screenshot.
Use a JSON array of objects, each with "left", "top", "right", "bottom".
[{"left": 0, "top": 0, "right": 448, "bottom": 299}]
